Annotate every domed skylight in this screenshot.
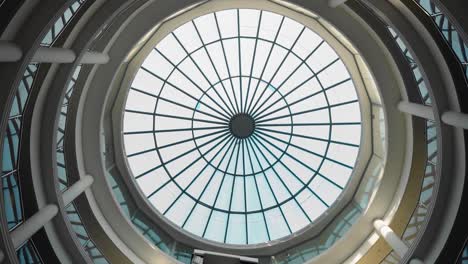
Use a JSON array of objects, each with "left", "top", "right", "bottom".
[{"left": 123, "top": 8, "right": 361, "bottom": 245}]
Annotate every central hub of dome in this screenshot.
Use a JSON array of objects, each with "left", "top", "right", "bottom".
[{"left": 229, "top": 113, "right": 255, "bottom": 139}]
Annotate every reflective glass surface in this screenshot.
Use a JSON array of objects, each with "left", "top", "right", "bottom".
[
  {"left": 416, "top": 0, "right": 468, "bottom": 82},
  {"left": 65, "top": 203, "right": 108, "bottom": 264},
  {"left": 123, "top": 9, "right": 361, "bottom": 244},
  {"left": 459, "top": 239, "right": 468, "bottom": 264},
  {"left": 16, "top": 240, "right": 42, "bottom": 264}
]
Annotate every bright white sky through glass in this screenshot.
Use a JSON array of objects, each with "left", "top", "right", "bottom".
[{"left": 123, "top": 9, "right": 361, "bottom": 245}]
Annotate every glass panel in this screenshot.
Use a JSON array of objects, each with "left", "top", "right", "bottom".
[
  {"left": 124, "top": 8, "right": 362, "bottom": 245},
  {"left": 2, "top": 172, "right": 23, "bottom": 230},
  {"left": 16, "top": 240, "right": 42, "bottom": 264},
  {"left": 41, "top": 0, "right": 86, "bottom": 46},
  {"left": 65, "top": 203, "right": 109, "bottom": 263},
  {"left": 415, "top": 0, "right": 468, "bottom": 81}
]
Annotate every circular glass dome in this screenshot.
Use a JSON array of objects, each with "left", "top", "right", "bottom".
[{"left": 122, "top": 8, "right": 361, "bottom": 245}]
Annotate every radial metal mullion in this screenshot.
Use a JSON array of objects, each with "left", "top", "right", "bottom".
[
  {"left": 257, "top": 122, "right": 360, "bottom": 127},
  {"left": 181, "top": 137, "right": 237, "bottom": 228},
  {"left": 256, "top": 99, "right": 358, "bottom": 124},
  {"left": 245, "top": 138, "right": 271, "bottom": 241},
  {"left": 124, "top": 125, "right": 227, "bottom": 135},
  {"left": 154, "top": 47, "right": 233, "bottom": 120},
  {"left": 124, "top": 109, "right": 227, "bottom": 126},
  {"left": 241, "top": 139, "right": 248, "bottom": 243},
  {"left": 249, "top": 134, "right": 312, "bottom": 223},
  {"left": 213, "top": 12, "right": 241, "bottom": 114},
  {"left": 254, "top": 132, "right": 344, "bottom": 190},
  {"left": 244, "top": 11, "right": 263, "bottom": 116},
  {"left": 255, "top": 77, "right": 350, "bottom": 121},
  {"left": 245, "top": 16, "right": 286, "bottom": 114},
  {"left": 246, "top": 138, "right": 292, "bottom": 234},
  {"left": 252, "top": 55, "right": 338, "bottom": 120},
  {"left": 191, "top": 21, "right": 238, "bottom": 116},
  {"left": 146, "top": 133, "right": 232, "bottom": 198},
  {"left": 250, "top": 40, "right": 325, "bottom": 119},
  {"left": 256, "top": 129, "right": 352, "bottom": 171},
  {"left": 141, "top": 66, "right": 231, "bottom": 121},
  {"left": 248, "top": 26, "right": 306, "bottom": 116},
  {"left": 256, "top": 126, "right": 359, "bottom": 148},
  {"left": 224, "top": 139, "right": 242, "bottom": 243},
  {"left": 130, "top": 87, "right": 229, "bottom": 123},
  {"left": 202, "top": 138, "right": 239, "bottom": 238},
  {"left": 127, "top": 128, "right": 229, "bottom": 158},
  {"left": 137, "top": 131, "right": 231, "bottom": 180},
  {"left": 163, "top": 136, "right": 235, "bottom": 216},
  {"left": 251, "top": 134, "right": 330, "bottom": 209},
  {"left": 237, "top": 10, "right": 244, "bottom": 113}
]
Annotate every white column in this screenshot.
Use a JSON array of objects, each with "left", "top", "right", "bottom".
[
  {"left": 80, "top": 51, "right": 110, "bottom": 64},
  {"left": 11, "top": 204, "right": 58, "bottom": 248},
  {"left": 373, "top": 219, "right": 409, "bottom": 258},
  {"left": 0, "top": 41, "right": 22, "bottom": 62},
  {"left": 32, "top": 47, "right": 76, "bottom": 63},
  {"left": 409, "top": 259, "right": 424, "bottom": 264},
  {"left": 398, "top": 101, "right": 434, "bottom": 120},
  {"left": 62, "top": 175, "right": 94, "bottom": 206},
  {"left": 329, "top": 0, "right": 349, "bottom": 8},
  {"left": 441, "top": 111, "right": 468, "bottom": 129}
]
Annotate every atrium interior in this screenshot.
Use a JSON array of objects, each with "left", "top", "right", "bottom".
[{"left": 0, "top": 0, "right": 467, "bottom": 263}]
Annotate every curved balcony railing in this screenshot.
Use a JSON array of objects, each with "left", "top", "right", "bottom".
[
  {"left": 381, "top": 0, "right": 468, "bottom": 262},
  {"left": 368, "top": 8, "right": 439, "bottom": 264},
  {"left": 1, "top": 0, "right": 105, "bottom": 262},
  {"left": 57, "top": 65, "right": 109, "bottom": 263},
  {"left": 457, "top": 239, "right": 468, "bottom": 263},
  {"left": 414, "top": 0, "right": 468, "bottom": 83},
  {"left": 105, "top": 165, "right": 194, "bottom": 264}
]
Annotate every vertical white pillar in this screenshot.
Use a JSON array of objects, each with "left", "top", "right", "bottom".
[
  {"left": 11, "top": 204, "right": 58, "bottom": 248},
  {"left": 373, "top": 219, "right": 409, "bottom": 258},
  {"left": 329, "top": 0, "right": 349, "bottom": 8},
  {"left": 398, "top": 101, "right": 434, "bottom": 120},
  {"left": 441, "top": 111, "right": 468, "bottom": 129},
  {"left": 0, "top": 41, "right": 22, "bottom": 62},
  {"left": 62, "top": 175, "right": 94, "bottom": 206}
]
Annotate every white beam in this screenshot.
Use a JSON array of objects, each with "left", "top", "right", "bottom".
[
  {"left": 373, "top": 219, "right": 409, "bottom": 258},
  {"left": 329, "top": 0, "right": 349, "bottom": 8},
  {"left": 1, "top": 43, "right": 109, "bottom": 64},
  {"left": 62, "top": 175, "right": 94, "bottom": 206},
  {"left": 32, "top": 47, "right": 76, "bottom": 63},
  {"left": 0, "top": 41, "right": 22, "bottom": 62},
  {"left": 398, "top": 101, "right": 434, "bottom": 120},
  {"left": 441, "top": 111, "right": 468, "bottom": 129},
  {"left": 11, "top": 204, "right": 58, "bottom": 248},
  {"left": 80, "top": 51, "right": 110, "bottom": 64},
  {"left": 409, "top": 259, "right": 425, "bottom": 264},
  {"left": 194, "top": 249, "right": 259, "bottom": 263}
]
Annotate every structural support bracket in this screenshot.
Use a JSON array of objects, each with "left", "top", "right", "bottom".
[
  {"left": 62, "top": 175, "right": 94, "bottom": 206},
  {"left": 373, "top": 219, "right": 409, "bottom": 258},
  {"left": 398, "top": 101, "right": 434, "bottom": 120},
  {"left": 10, "top": 204, "right": 58, "bottom": 249}
]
